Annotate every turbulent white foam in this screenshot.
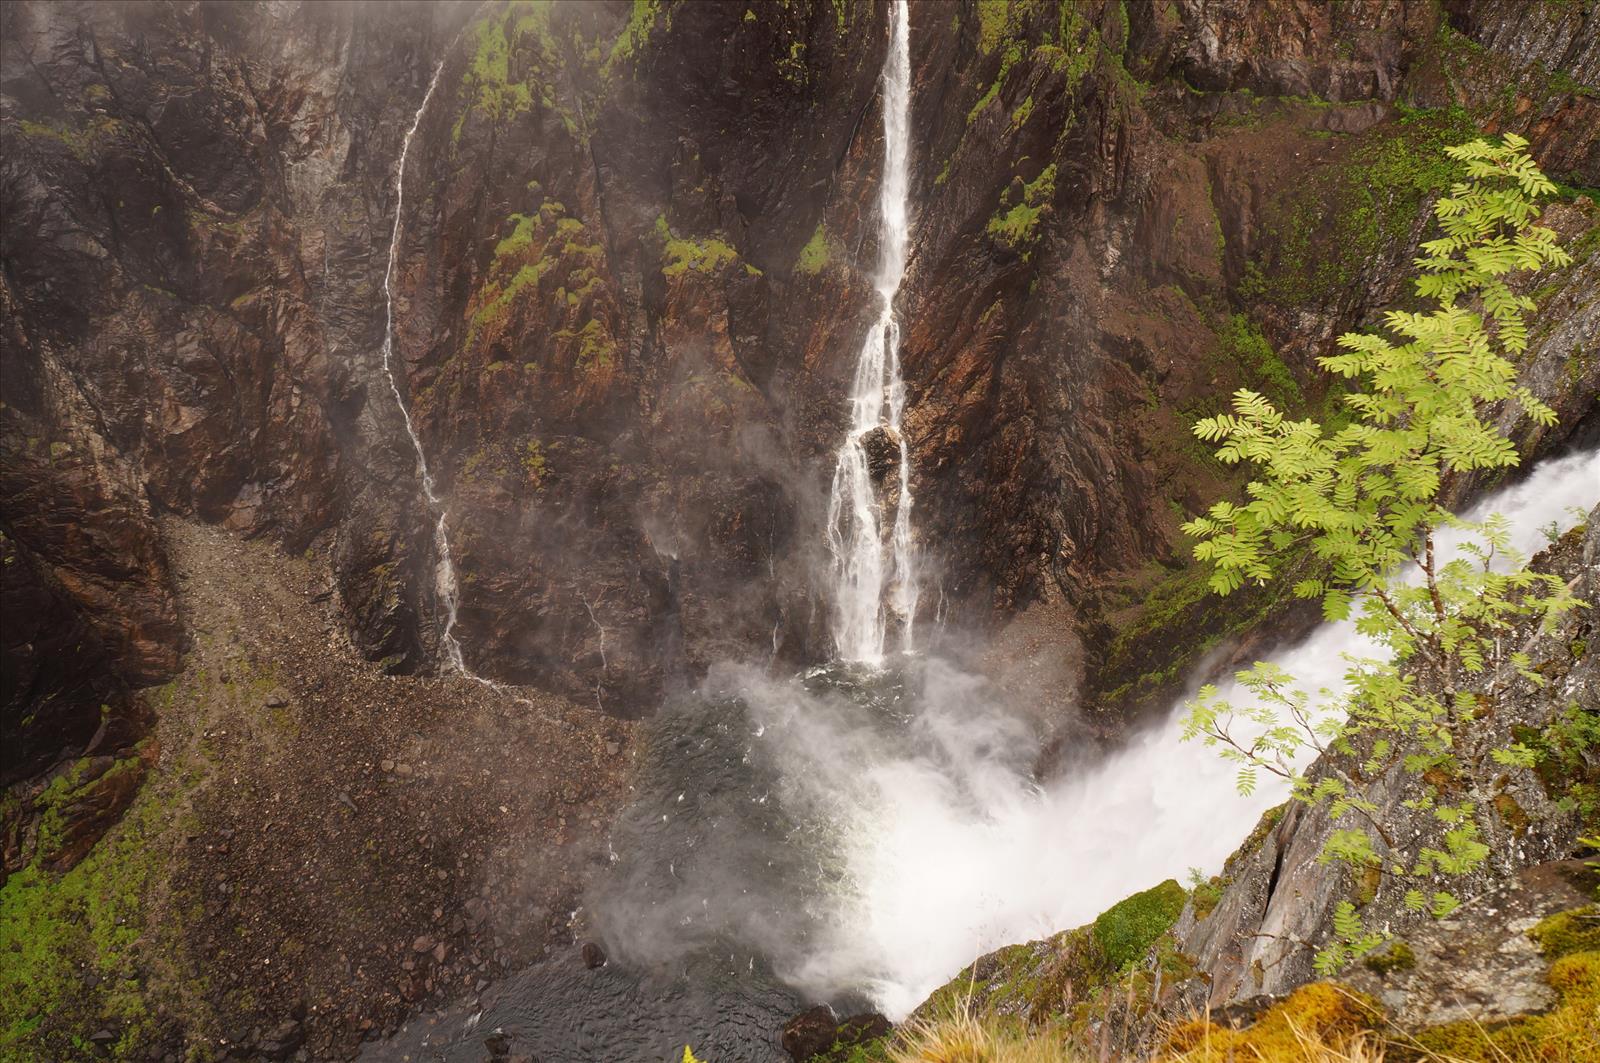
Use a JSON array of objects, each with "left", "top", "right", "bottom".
[
  {"left": 793, "top": 448, "right": 1599, "bottom": 1018},
  {"left": 826, "top": 0, "right": 919, "bottom": 665}
]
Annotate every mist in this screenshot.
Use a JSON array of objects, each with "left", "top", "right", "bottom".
[{"left": 592, "top": 445, "right": 1599, "bottom": 1021}]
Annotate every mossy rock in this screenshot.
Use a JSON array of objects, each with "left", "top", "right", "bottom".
[
  {"left": 1409, "top": 951, "right": 1600, "bottom": 1061},
  {"left": 1529, "top": 905, "right": 1600, "bottom": 960},
  {"left": 1091, "top": 878, "right": 1186, "bottom": 971},
  {"left": 1362, "top": 940, "right": 1416, "bottom": 975},
  {"left": 1163, "top": 983, "right": 1383, "bottom": 1059}
]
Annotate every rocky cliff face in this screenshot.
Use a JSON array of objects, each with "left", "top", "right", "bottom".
[
  {"left": 896, "top": 0, "right": 1599, "bottom": 730},
  {"left": 5, "top": 1, "right": 1597, "bottom": 791},
  {"left": 1177, "top": 506, "right": 1599, "bottom": 1010},
  {"left": 2, "top": 0, "right": 1597, "bottom": 1058},
  {"left": 1, "top": 0, "right": 471, "bottom": 856}
]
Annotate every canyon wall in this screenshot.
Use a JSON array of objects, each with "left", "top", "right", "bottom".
[{"left": 4, "top": 0, "right": 1597, "bottom": 859}]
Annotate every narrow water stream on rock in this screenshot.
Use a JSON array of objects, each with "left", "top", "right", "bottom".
[{"left": 380, "top": 57, "right": 471, "bottom": 674}]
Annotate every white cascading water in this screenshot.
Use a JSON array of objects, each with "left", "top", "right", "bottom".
[
  {"left": 826, "top": 0, "right": 919, "bottom": 665},
  {"left": 774, "top": 447, "right": 1599, "bottom": 1017},
  {"left": 379, "top": 59, "right": 469, "bottom": 673}
]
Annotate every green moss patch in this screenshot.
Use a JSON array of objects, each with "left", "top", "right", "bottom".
[
  {"left": 657, "top": 215, "right": 743, "bottom": 278},
  {"left": 1529, "top": 905, "right": 1600, "bottom": 960},
  {"left": 1239, "top": 107, "right": 1480, "bottom": 309},
  {"left": 607, "top": 0, "right": 662, "bottom": 71},
  {"left": 1164, "top": 983, "right": 1382, "bottom": 1059},
  {"left": 1362, "top": 940, "right": 1416, "bottom": 975},
  {"left": 916, "top": 877, "right": 1197, "bottom": 1045},
  {"left": 1215, "top": 313, "right": 1301, "bottom": 409},
  {"left": 453, "top": 1, "right": 589, "bottom": 146},
  {"left": 1412, "top": 950, "right": 1600, "bottom": 1061},
  {"left": 795, "top": 222, "right": 834, "bottom": 275},
  {"left": 987, "top": 165, "right": 1057, "bottom": 255},
  {"left": 1092, "top": 879, "right": 1186, "bottom": 971},
  {"left": 0, "top": 742, "right": 186, "bottom": 1061}
]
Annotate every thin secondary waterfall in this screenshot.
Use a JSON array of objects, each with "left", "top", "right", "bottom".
[
  {"left": 379, "top": 58, "right": 469, "bottom": 673},
  {"left": 826, "top": 0, "right": 919, "bottom": 665}
]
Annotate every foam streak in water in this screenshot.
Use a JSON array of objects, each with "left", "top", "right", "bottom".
[{"left": 826, "top": 0, "right": 919, "bottom": 665}]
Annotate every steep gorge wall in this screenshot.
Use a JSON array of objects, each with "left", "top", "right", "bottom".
[
  {"left": 1, "top": 0, "right": 477, "bottom": 852},
  {"left": 3, "top": 0, "right": 1598, "bottom": 863},
  {"left": 386, "top": 0, "right": 896, "bottom": 709},
  {"left": 896, "top": 0, "right": 1600, "bottom": 731}
]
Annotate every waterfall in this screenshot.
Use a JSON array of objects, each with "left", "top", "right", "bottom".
[
  {"left": 826, "top": 0, "right": 919, "bottom": 666},
  {"left": 807, "top": 447, "right": 1600, "bottom": 1016},
  {"left": 378, "top": 57, "right": 470, "bottom": 674}
]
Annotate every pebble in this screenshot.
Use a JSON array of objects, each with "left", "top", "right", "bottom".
[
  {"left": 380, "top": 759, "right": 395, "bottom": 773},
  {"left": 412, "top": 935, "right": 435, "bottom": 954},
  {"left": 604, "top": 741, "right": 620, "bottom": 755}
]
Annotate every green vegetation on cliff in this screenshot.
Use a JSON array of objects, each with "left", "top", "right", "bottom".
[
  {"left": 0, "top": 736, "right": 186, "bottom": 1061},
  {"left": 1091, "top": 878, "right": 1187, "bottom": 970},
  {"left": 452, "top": 0, "right": 595, "bottom": 146},
  {"left": 796, "top": 221, "right": 835, "bottom": 275},
  {"left": 465, "top": 200, "right": 615, "bottom": 369},
  {"left": 916, "top": 878, "right": 1191, "bottom": 1035},
  {"left": 1183, "top": 134, "right": 1577, "bottom": 970},
  {"left": 656, "top": 215, "right": 753, "bottom": 278},
  {"left": 987, "top": 165, "right": 1057, "bottom": 256},
  {"left": 1240, "top": 107, "right": 1480, "bottom": 308},
  {"left": 608, "top": 0, "right": 661, "bottom": 69}
]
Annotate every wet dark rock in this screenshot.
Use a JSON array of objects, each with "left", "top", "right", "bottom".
[
  {"left": 6, "top": 0, "right": 1596, "bottom": 844},
  {"left": 836, "top": 1012, "right": 892, "bottom": 1047},
  {"left": 780, "top": 1004, "right": 838, "bottom": 1061},
  {"left": 580, "top": 941, "right": 606, "bottom": 969},
  {"left": 858, "top": 424, "right": 904, "bottom": 484}
]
